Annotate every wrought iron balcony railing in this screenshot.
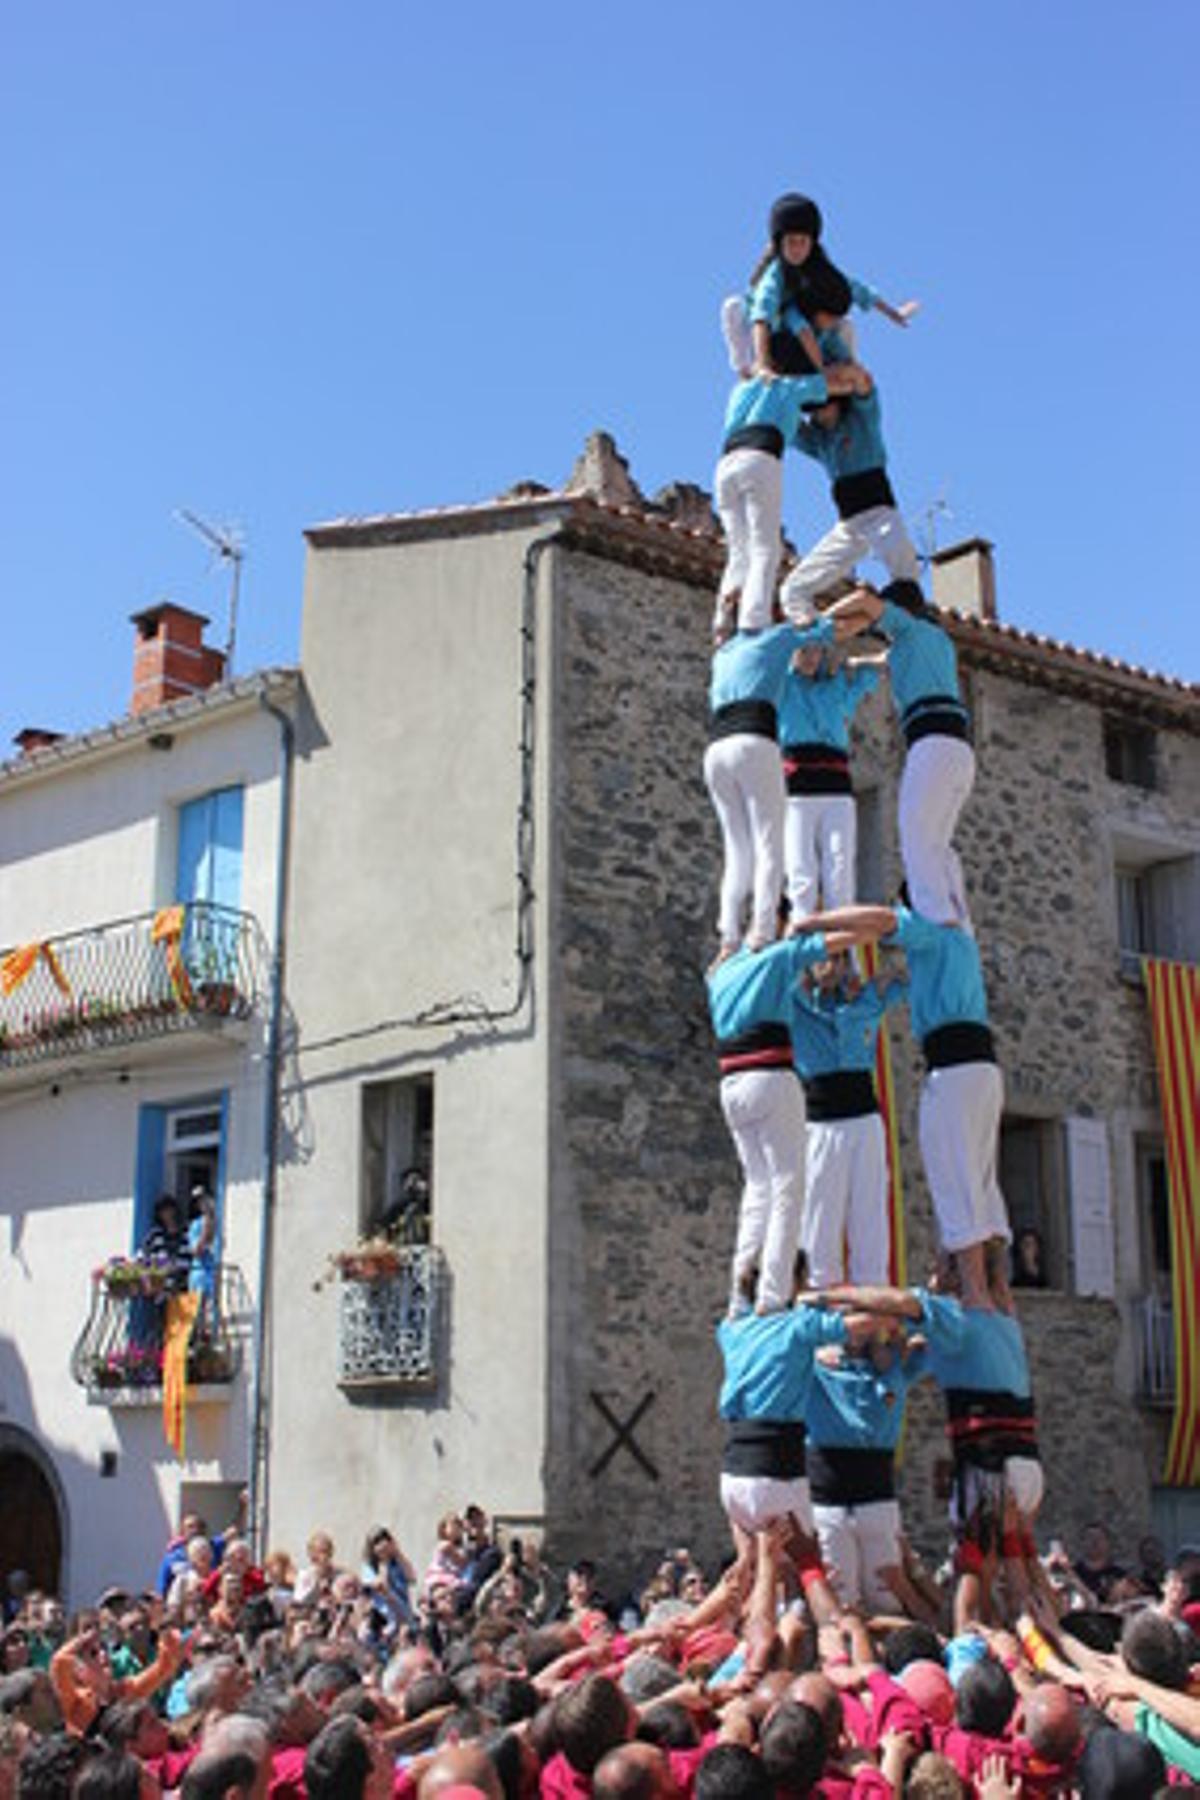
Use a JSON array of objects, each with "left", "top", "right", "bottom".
[
  {"left": 70, "top": 1260, "right": 247, "bottom": 1401},
  {"left": 337, "top": 1246, "right": 444, "bottom": 1391},
  {"left": 0, "top": 902, "right": 268, "bottom": 1069},
  {"left": 1133, "top": 1292, "right": 1175, "bottom": 1406}
]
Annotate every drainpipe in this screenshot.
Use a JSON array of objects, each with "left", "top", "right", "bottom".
[{"left": 247, "top": 686, "right": 295, "bottom": 1557}]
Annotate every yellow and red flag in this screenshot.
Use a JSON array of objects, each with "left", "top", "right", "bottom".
[
  {"left": 162, "top": 1291, "right": 201, "bottom": 1459},
  {"left": 1, "top": 941, "right": 71, "bottom": 996},
  {"left": 1142, "top": 957, "right": 1200, "bottom": 1486},
  {"left": 151, "top": 906, "right": 195, "bottom": 1008}
]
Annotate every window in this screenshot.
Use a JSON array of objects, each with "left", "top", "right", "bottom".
[
  {"left": 177, "top": 786, "right": 245, "bottom": 985},
  {"left": 1104, "top": 718, "right": 1158, "bottom": 790},
  {"left": 177, "top": 786, "right": 244, "bottom": 910},
  {"left": 1116, "top": 866, "right": 1152, "bottom": 958},
  {"left": 1136, "top": 1137, "right": 1172, "bottom": 1294},
  {"left": 164, "top": 1105, "right": 224, "bottom": 1211},
  {"left": 1134, "top": 1137, "right": 1174, "bottom": 1404},
  {"left": 132, "top": 1094, "right": 228, "bottom": 1251},
  {"left": 1000, "top": 1116, "right": 1062, "bottom": 1289},
  {"left": 361, "top": 1075, "right": 433, "bottom": 1242},
  {"left": 1113, "top": 849, "right": 1200, "bottom": 968}
]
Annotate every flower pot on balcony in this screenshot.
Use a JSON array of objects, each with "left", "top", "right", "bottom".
[
  {"left": 196, "top": 981, "right": 237, "bottom": 1017},
  {"left": 339, "top": 1250, "right": 402, "bottom": 1282}
]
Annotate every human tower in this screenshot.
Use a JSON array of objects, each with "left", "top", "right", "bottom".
[{"left": 700, "top": 193, "right": 1043, "bottom": 1645}]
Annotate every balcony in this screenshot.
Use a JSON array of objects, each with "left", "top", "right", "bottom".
[
  {"left": 0, "top": 903, "right": 268, "bottom": 1073},
  {"left": 70, "top": 1261, "right": 247, "bottom": 1406},
  {"left": 1133, "top": 1293, "right": 1175, "bottom": 1407},
  {"left": 337, "top": 1247, "right": 444, "bottom": 1393}
]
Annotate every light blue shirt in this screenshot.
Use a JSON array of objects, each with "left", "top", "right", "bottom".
[
  {"left": 718, "top": 1306, "right": 847, "bottom": 1422},
  {"left": 708, "top": 933, "right": 829, "bottom": 1039},
  {"left": 876, "top": 600, "right": 962, "bottom": 714},
  {"left": 790, "top": 977, "right": 908, "bottom": 1078},
  {"left": 886, "top": 906, "right": 989, "bottom": 1040},
  {"left": 805, "top": 1347, "right": 926, "bottom": 1452},
  {"left": 723, "top": 372, "right": 829, "bottom": 442},
  {"left": 915, "top": 1289, "right": 1032, "bottom": 1398},
  {"left": 709, "top": 618, "right": 833, "bottom": 715},
  {"left": 749, "top": 259, "right": 880, "bottom": 329},
  {"left": 779, "top": 662, "right": 879, "bottom": 750},
  {"left": 794, "top": 387, "right": 889, "bottom": 481}
]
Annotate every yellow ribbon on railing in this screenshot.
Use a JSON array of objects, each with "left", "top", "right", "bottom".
[
  {"left": 163, "top": 1291, "right": 201, "bottom": 1458},
  {"left": 0, "top": 941, "right": 72, "bottom": 997},
  {"left": 151, "top": 906, "right": 195, "bottom": 1008}
]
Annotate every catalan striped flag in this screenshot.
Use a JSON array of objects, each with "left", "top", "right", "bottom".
[
  {"left": 861, "top": 941, "right": 907, "bottom": 1286},
  {"left": 1142, "top": 957, "right": 1200, "bottom": 1486}
]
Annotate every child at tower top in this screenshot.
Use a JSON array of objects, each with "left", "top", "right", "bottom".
[{"left": 723, "top": 193, "right": 918, "bottom": 380}]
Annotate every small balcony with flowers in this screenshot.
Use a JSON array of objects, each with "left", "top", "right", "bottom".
[
  {"left": 0, "top": 901, "right": 269, "bottom": 1084},
  {"left": 316, "top": 1235, "right": 446, "bottom": 1397},
  {"left": 70, "top": 1256, "right": 248, "bottom": 1407}
]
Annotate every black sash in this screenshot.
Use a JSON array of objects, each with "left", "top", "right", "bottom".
[
  {"left": 723, "top": 424, "right": 784, "bottom": 459},
  {"left": 945, "top": 1388, "right": 1039, "bottom": 1471},
  {"left": 804, "top": 1070, "right": 878, "bottom": 1120},
  {"left": 718, "top": 1022, "right": 794, "bottom": 1077},
  {"left": 710, "top": 699, "right": 778, "bottom": 743},
  {"left": 833, "top": 468, "right": 896, "bottom": 518},
  {"left": 808, "top": 1444, "right": 896, "bottom": 1506},
  {"left": 923, "top": 1022, "right": 996, "bottom": 1070},
  {"left": 781, "top": 742, "right": 852, "bottom": 797},
  {"left": 722, "top": 1419, "right": 807, "bottom": 1479}
]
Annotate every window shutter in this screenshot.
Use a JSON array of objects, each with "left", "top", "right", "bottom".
[
  {"left": 1066, "top": 1116, "right": 1115, "bottom": 1297},
  {"left": 132, "top": 1104, "right": 167, "bottom": 1250}
]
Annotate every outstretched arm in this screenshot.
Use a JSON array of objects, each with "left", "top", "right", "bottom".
[
  {"left": 873, "top": 295, "right": 921, "bottom": 327},
  {"left": 806, "top": 1283, "right": 923, "bottom": 1322},
  {"left": 825, "top": 587, "right": 885, "bottom": 631},
  {"left": 793, "top": 904, "right": 898, "bottom": 939}
]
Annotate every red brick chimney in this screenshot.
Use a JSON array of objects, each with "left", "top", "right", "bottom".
[
  {"left": 129, "top": 603, "right": 226, "bottom": 716},
  {"left": 13, "top": 727, "right": 65, "bottom": 755}
]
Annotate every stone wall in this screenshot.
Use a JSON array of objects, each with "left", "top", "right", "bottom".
[{"left": 543, "top": 532, "right": 1199, "bottom": 1586}]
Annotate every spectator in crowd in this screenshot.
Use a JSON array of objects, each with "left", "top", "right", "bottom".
[{"left": 360, "top": 1528, "right": 416, "bottom": 1633}]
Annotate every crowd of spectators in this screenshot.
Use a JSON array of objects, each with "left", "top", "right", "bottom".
[{"left": 1, "top": 1506, "right": 1198, "bottom": 1800}]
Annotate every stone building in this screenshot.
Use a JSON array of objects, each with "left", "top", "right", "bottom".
[{"left": 268, "top": 434, "right": 1199, "bottom": 1581}]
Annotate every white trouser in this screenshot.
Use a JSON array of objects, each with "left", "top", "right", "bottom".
[
  {"left": 721, "top": 1068, "right": 806, "bottom": 1312},
  {"left": 802, "top": 1112, "right": 889, "bottom": 1288},
  {"left": 898, "top": 735, "right": 975, "bottom": 925},
  {"left": 814, "top": 1498, "right": 902, "bottom": 1614},
  {"left": 714, "top": 448, "right": 784, "bottom": 632},
  {"left": 951, "top": 1457, "right": 1043, "bottom": 1531},
  {"left": 784, "top": 792, "right": 857, "bottom": 916},
  {"left": 919, "top": 1061, "right": 1010, "bottom": 1252},
  {"left": 721, "top": 293, "right": 754, "bottom": 376},
  {"left": 721, "top": 1472, "right": 814, "bottom": 1536},
  {"left": 781, "top": 505, "right": 919, "bottom": 622},
  {"left": 704, "top": 734, "right": 786, "bottom": 947}
]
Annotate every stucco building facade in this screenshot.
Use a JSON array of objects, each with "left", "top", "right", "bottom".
[{"left": 0, "top": 611, "right": 297, "bottom": 1605}]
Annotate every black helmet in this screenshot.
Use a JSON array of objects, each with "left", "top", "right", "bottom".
[{"left": 769, "top": 192, "right": 822, "bottom": 247}]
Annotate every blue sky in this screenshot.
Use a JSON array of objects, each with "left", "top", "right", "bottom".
[{"left": 3, "top": 1, "right": 1198, "bottom": 742}]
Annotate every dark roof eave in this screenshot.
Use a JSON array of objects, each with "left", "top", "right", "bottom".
[{"left": 302, "top": 493, "right": 1198, "bottom": 718}]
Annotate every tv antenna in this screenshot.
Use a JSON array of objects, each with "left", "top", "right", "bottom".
[
  {"left": 915, "top": 491, "right": 954, "bottom": 567},
  {"left": 175, "top": 508, "right": 245, "bottom": 674}
]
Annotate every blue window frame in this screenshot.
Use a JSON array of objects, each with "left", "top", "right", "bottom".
[{"left": 132, "top": 1093, "right": 229, "bottom": 1256}]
